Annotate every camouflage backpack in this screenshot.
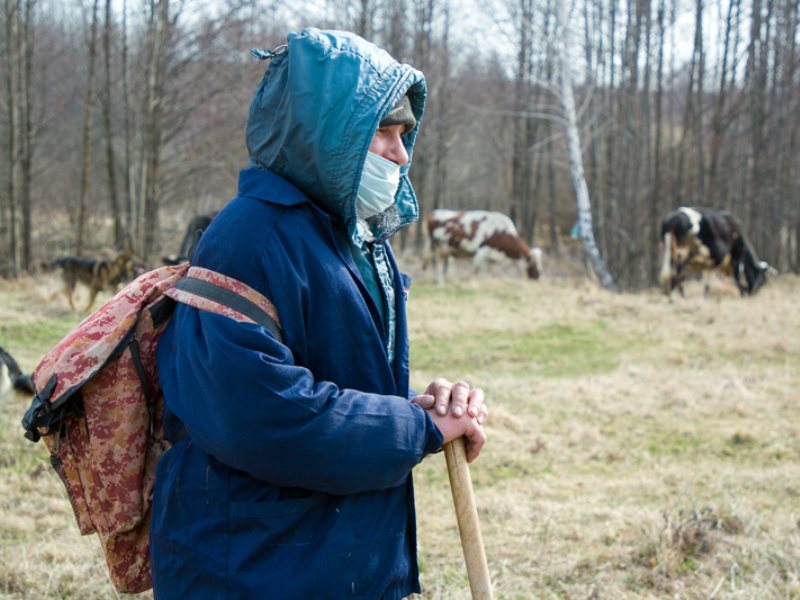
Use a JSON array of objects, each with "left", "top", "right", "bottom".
[{"left": 21, "top": 262, "right": 282, "bottom": 593}]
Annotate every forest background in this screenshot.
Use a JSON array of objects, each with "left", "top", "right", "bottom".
[{"left": 1, "top": 0, "right": 799, "bottom": 290}]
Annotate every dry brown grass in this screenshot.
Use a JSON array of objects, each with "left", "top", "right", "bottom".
[{"left": 1, "top": 259, "right": 798, "bottom": 599}]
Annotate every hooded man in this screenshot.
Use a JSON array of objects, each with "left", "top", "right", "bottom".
[{"left": 151, "top": 28, "right": 488, "bottom": 598}]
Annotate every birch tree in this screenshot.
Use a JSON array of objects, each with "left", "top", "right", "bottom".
[{"left": 555, "top": 0, "right": 618, "bottom": 291}]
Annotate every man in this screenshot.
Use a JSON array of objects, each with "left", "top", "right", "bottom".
[{"left": 151, "top": 28, "right": 488, "bottom": 598}]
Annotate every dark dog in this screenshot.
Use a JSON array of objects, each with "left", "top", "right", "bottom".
[
  {"left": 0, "top": 345, "right": 35, "bottom": 396},
  {"left": 162, "top": 212, "right": 217, "bottom": 266},
  {"left": 42, "top": 248, "right": 135, "bottom": 312}
]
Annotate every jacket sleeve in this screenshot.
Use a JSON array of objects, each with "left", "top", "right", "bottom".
[{"left": 158, "top": 307, "right": 444, "bottom": 496}]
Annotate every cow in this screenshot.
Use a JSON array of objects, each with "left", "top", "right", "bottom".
[
  {"left": 659, "top": 206, "right": 772, "bottom": 299},
  {"left": 162, "top": 211, "right": 217, "bottom": 266},
  {"left": 423, "top": 209, "right": 543, "bottom": 284}
]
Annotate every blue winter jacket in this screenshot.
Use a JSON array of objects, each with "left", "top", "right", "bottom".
[{"left": 151, "top": 29, "right": 443, "bottom": 599}]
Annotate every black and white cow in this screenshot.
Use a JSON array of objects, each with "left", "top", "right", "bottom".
[
  {"left": 424, "top": 209, "right": 543, "bottom": 284},
  {"left": 659, "top": 206, "right": 772, "bottom": 299}
]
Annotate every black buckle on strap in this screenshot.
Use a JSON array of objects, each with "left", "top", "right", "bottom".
[{"left": 21, "top": 374, "right": 58, "bottom": 442}]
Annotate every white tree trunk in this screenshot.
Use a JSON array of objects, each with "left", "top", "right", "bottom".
[{"left": 556, "top": 0, "right": 619, "bottom": 292}]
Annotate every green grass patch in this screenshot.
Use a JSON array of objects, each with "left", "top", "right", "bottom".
[
  {"left": 0, "top": 317, "right": 81, "bottom": 354},
  {"left": 646, "top": 430, "right": 708, "bottom": 457},
  {"left": 411, "top": 320, "right": 630, "bottom": 378}
]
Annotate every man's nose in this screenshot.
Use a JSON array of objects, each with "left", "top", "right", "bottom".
[{"left": 384, "top": 134, "right": 409, "bottom": 166}]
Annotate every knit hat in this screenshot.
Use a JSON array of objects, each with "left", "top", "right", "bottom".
[{"left": 379, "top": 95, "right": 416, "bottom": 132}]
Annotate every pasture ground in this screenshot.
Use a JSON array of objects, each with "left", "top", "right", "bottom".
[{"left": 0, "top": 258, "right": 798, "bottom": 599}]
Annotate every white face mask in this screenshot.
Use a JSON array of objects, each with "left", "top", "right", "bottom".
[{"left": 356, "top": 151, "right": 401, "bottom": 219}]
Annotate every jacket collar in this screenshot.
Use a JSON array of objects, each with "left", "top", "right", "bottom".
[{"left": 237, "top": 168, "right": 309, "bottom": 206}]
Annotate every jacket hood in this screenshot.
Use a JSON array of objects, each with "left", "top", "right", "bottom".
[{"left": 246, "top": 28, "right": 426, "bottom": 244}]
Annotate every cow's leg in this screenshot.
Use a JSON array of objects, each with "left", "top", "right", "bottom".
[
  {"left": 659, "top": 232, "right": 674, "bottom": 296},
  {"left": 703, "top": 271, "right": 712, "bottom": 296},
  {"left": 471, "top": 259, "right": 481, "bottom": 278},
  {"left": 732, "top": 258, "right": 747, "bottom": 295},
  {"left": 435, "top": 249, "right": 446, "bottom": 285},
  {"left": 421, "top": 234, "right": 433, "bottom": 272},
  {"left": 471, "top": 247, "right": 494, "bottom": 278},
  {"left": 670, "top": 272, "right": 684, "bottom": 300}
]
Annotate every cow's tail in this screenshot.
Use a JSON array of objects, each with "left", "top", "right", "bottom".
[{"left": 659, "top": 231, "right": 673, "bottom": 294}]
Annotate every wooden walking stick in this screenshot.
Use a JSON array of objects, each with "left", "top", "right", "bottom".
[{"left": 444, "top": 436, "right": 494, "bottom": 600}]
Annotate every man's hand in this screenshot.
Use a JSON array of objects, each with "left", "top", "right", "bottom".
[
  {"left": 412, "top": 378, "right": 488, "bottom": 421},
  {"left": 412, "top": 378, "right": 488, "bottom": 462}
]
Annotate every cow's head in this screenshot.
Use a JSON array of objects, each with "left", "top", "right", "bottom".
[
  {"left": 749, "top": 260, "right": 777, "bottom": 295},
  {"left": 526, "top": 247, "right": 543, "bottom": 280},
  {"left": 750, "top": 265, "right": 767, "bottom": 295},
  {"left": 740, "top": 258, "right": 772, "bottom": 295}
]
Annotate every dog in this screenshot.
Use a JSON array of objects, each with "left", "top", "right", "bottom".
[
  {"left": 42, "top": 248, "right": 135, "bottom": 312},
  {"left": 0, "top": 345, "right": 35, "bottom": 396},
  {"left": 162, "top": 212, "right": 217, "bottom": 266}
]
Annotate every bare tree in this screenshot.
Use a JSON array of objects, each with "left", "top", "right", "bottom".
[
  {"left": 675, "top": 0, "right": 704, "bottom": 203},
  {"left": 16, "top": 0, "right": 34, "bottom": 270},
  {"left": 136, "top": 0, "right": 170, "bottom": 261},
  {"left": 384, "top": 0, "right": 409, "bottom": 60},
  {"left": 543, "top": 0, "right": 559, "bottom": 252},
  {"left": 355, "top": 0, "right": 376, "bottom": 38},
  {"left": 510, "top": 0, "right": 534, "bottom": 232},
  {"left": 602, "top": 0, "right": 619, "bottom": 270},
  {"left": 2, "top": 0, "right": 20, "bottom": 276},
  {"left": 640, "top": 0, "right": 656, "bottom": 283},
  {"left": 102, "top": 0, "right": 123, "bottom": 248},
  {"left": 650, "top": 0, "right": 667, "bottom": 279},
  {"left": 75, "top": 0, "right": 100, "bottom": 256},
  {"left": 403, "top": 0, "right": 435, "bottom": 249},
  {"left": 707, "top": 0, "right": 741, "bottom": 204},
  {"left": 1, "top": 0, "right": 35, "bottom": 274},
  {"left": 431, "top": 0, "right": 451, "bottom": 216},
  {"left": 743, "top": 0, "right": 767, "bottom": 235},
  {"left": 120, "top": 0, "right": 133, "bottom": 245}
]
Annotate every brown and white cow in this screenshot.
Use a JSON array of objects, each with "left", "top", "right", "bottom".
[
  {"left": 659, "top": 206, "right": 772, "bottom": 299},
  {"left": 424, "top": 209, "right": 543, "bottom": 284}
]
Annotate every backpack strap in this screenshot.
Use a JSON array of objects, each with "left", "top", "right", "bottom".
[{"left": 164, "top": 266, "right": 283, "bottom": 343}]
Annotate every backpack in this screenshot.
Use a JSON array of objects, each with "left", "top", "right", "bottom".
[{"left": 21, "top": 262, "right": 282, "bottom": 593}]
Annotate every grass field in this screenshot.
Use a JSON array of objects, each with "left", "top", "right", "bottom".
[{"left": 1, "top": 263, "right": 798, "bottom": 599}]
